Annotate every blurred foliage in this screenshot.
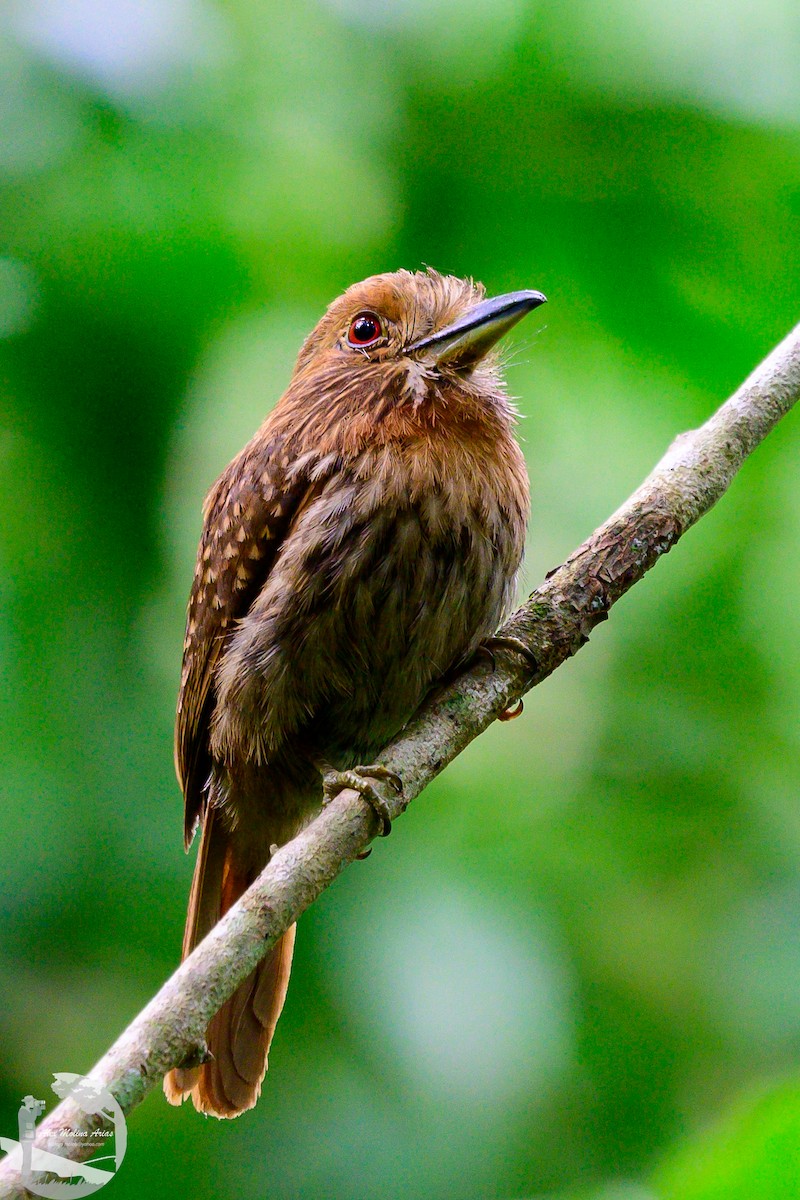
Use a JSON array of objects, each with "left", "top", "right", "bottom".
[{"left": 1, "top": 1, "right": 800, "bottom": 1197}]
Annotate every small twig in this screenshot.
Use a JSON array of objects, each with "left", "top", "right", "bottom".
[{"left": 2, "top": 322, "right": 799, "bottom": 1199}]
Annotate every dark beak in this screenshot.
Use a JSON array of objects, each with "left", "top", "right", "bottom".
[{"left": 407, "top": 289, "right": 547, "bottom": 368}]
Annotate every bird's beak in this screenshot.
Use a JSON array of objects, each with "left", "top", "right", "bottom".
[{"left": 407, "top": 289, "right": 547, "bottom": 368}]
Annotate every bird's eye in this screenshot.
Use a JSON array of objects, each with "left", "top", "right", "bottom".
[{"left": 347, "top": 312, "right": 383, "bottom": 348}]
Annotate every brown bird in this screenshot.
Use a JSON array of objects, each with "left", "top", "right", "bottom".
[{"left": 163, "top": 268, "right": 545, "bottom": 1117}]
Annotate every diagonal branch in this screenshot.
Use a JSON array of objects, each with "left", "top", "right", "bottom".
[{"left": 2, "top": 322, "right": 800, "bottom": 1198}]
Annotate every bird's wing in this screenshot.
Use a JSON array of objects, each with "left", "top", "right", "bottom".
[{"left": 175, "top": 432, "right": 319, "bottom": 847}]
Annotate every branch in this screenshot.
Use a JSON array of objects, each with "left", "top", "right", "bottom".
[{"left": 3, "top": 322, "right": 800, "bottom": 1197}]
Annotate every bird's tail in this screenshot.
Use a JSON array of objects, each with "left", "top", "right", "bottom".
[{"left": 163, "top": 806, "right": 295, "bottom": 1117}]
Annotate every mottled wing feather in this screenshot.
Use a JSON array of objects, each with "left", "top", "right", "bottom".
[{"left": 175, "top": 435, "right": 310, "bottom": 847}]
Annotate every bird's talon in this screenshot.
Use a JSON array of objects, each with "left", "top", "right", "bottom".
[
  {"left": 498, "top": 698, "right": 524, "bottom": 721},
  {"left": 473, "top": 643, "right": 497, "bottom": 671},
  {"left": 355, "top": 763, "right": 403, "bottom": 795},
  {"left": 484, "top": 635, "right": 538, "bottom": 673},
  {"left": 322, "top": 767, "right": 397, "bottom": 836}
]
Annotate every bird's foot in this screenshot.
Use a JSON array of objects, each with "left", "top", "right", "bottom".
[
  {"left": 477, "top": 636, "right": 536, "bottom": 722},
  {"left": 322, "top": 765, "right": 403, "bottom": 838},
  {"left": 481, "top": 635, "right": 539, "bottom": 673}
]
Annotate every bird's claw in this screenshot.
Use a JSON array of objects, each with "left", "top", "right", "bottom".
[
  {"left": 473, "top": 643, "right": 497, "bottom": 671},
  {"left": 322, "top": 765, "right": 402, "bottom": 837},
  {"left": 479, "top": 636, "right": 535, "bottom": 721},
  {"left": 482, "top": 635, "right": 538, "bottom": 673}
]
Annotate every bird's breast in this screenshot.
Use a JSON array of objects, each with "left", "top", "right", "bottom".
[{"left": 212, "top": 431, "right": 528, "bottom": 770}]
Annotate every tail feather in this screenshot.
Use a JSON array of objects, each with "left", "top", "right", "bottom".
[
  {"left": 253, "top": 922, "right": 296, "bottom": 1034},
  {"left": 163, "top": 807, "right": 296, "bottom": 1117},
  {"left": 229, "top": 971, "right": 264, "bottom": 1084},
  {"left": 181, "top": 805, "right": 228, "bottom": 960}
]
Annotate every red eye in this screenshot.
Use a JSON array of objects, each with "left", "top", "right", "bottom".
[{"left": 347, "top": 312, "right": 383, "bottom": 347}]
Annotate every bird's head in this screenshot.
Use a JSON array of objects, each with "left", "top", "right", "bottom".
[{"left": 290, "top": 268, "right": 546, "bottom": 419}]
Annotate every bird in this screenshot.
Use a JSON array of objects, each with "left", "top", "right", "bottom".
[{"left": 163, "top": 267, "right": 546, "bottom": 1116}]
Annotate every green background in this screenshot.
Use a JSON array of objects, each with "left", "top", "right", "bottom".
[{"left": 1, "top": 1, "right": 800, "bottom": 1197}]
